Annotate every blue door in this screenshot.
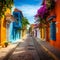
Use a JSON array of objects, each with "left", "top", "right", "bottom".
[{"left": 50, "top": 22, "right": 56, "bottom": 40}]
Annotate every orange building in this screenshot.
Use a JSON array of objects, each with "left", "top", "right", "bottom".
[
  {"left": 51, "top": 0, "right": 60, "bottom": 50},
  {"left": 46, "top": 0, "right": 60, "bottom": 50}
]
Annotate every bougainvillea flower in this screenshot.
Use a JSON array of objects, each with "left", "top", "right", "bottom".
[{"left": 37, "top": 4, "right": 48, "bottom": 18}]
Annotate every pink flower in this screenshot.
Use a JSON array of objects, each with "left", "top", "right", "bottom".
[{"left": 37, "top": 4, "right": 48, "bottom": 18}]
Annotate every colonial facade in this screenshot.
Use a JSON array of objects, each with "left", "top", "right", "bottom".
[
  {"left": 34, "top": 0, "right": 60, "bottom": 50},
  {"left": 0, "top": 0, "right": 14, "bottom": 47},
  {"left": 0, "top": 9, "right": 13, "bottom": 47},
  {"left": 9, "top": 8, "right": 23, "bottom": 43}
]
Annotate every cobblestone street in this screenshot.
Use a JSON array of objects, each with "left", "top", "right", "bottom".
[
  {"left": 5, "top": 35, "right": 57, "bottom": 60},
  {"left": 0, "top": 0, "right": 60, "bottom": 60}
]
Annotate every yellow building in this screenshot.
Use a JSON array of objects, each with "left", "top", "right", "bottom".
[
  {"left": 22, "top": 26, "right": 27, "bottom": 39},
  {"left": 0, "top": 8, "right": 11, "bottom": 47},
  {"left": 39, "top": 24, "right": 46, "bottom": 41},
  {"left": 0, "top": 0, "right": 13, "bottom": 47}
]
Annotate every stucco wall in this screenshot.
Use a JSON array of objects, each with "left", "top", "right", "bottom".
[
  {"left": 0, "top": 8, "right": 11, "bottom": 47},
  {"left": 50, "top": 0, "right": 60, "bottom": 50}
]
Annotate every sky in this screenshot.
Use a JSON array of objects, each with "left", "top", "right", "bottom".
[{"left": 12, "top": 0, "right": 42, "bottom": 24}]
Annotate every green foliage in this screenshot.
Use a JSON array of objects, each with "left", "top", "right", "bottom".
[
  {"left": 0, "top": 0, "right": 14, "bottom": 17},
  {"left": 22, "top": 17, "right": 30, "bottom": 29}
]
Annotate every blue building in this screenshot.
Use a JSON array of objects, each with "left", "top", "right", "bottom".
[{"left": 9, "top": 9, "right": 23, "bottom": 43}]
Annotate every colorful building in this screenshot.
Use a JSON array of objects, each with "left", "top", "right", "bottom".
[
  {"left": 40, "top": 27, "right": 46, "bottom": 41},
  {"left": 9, "top": 8, "right": 23, "bottom": 43},
  {"left": 0, "top": 8, "right": 13, "bottom": 47},
  {"left": 34, "top": 15, "right": 46, "bottom": 41},
  {"left": 35, "top": 0, "right": 60, "bottom": 50},
  {"left": 30, "top": 24, "right": 40, "bottom": 39},
  {"left": 43, "top": 0, "right": 60, "bottom": 50},
  {"left": 0, "top": 0, "right": 13, "bottom": 47},
  {"left": 22, "top": 26, "right": 27, "bottom": 39},
  {"left": 47, "top": 0, "right": 60, "bottom": 50},
  {"left": 29, "top": 24, "right": 34, "bottom": 36}
]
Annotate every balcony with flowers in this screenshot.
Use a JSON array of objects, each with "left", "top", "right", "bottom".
[
  {"left": 34, "top": 5, "right": 49, "bottom": 28},
  {"left": 34, "top": 0, "right": 56, "bottom": 28}
]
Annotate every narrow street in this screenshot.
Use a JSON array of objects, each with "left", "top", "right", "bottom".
[
  {"left": 4, "top": 34, "right": 54, "bottom": 60},
  {"left": 0, "top": 0, "right": 60, "bottom": 60}
]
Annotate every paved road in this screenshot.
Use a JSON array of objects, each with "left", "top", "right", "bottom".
[{"left": 7, "top": 35, "right": 54, "bottom": 60}]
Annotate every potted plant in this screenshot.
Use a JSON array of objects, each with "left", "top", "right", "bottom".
[{"left": 4, "top": 41, "right": 8, "bottom": 47}]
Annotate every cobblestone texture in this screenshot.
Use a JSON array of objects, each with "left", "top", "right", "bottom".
[{"left": 4, "top": 35, "right": 59, "bottom": 60}]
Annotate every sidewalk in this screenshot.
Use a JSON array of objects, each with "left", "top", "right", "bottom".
[
  {"left": 0, "top": 39, "right": 22, "bottom": 60},
  {"left": 0, "top": 34, "right": 27, "bottom": 60},
  {"left": 35, "top": 37, "right": 60, "bottom": 60}
]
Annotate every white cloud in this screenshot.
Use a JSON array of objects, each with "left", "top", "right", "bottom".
[
  {"left": 15, "top": 5, "right": 41, "bottom": 24},
  {"left": 17, "top": 5, "right": 40, "bottom": 16}
]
